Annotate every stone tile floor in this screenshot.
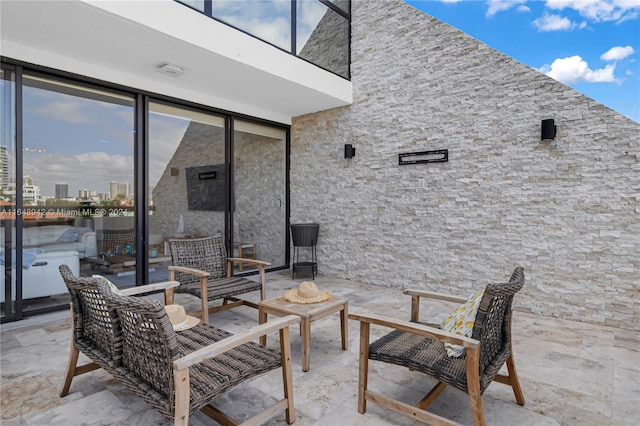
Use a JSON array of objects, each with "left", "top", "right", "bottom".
[{"left": 1, "top": 271, "right": 638, "bottom": 425}]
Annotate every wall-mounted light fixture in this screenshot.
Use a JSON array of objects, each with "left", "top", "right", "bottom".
[
  {"left": 157, "top": 63, "right": 186, "bottom": 78},
  {"left": 345, "top": 144, "right": 356, "bottom": 159},
  {"left": 399, "top": 149, "right": 448, "bottom": 165},
  {"left": 541, "top": 119, "right": 557, "bottom": 141}
]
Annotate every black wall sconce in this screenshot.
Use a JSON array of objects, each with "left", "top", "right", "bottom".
[
  {"left": 541, "top": 119, "right": 557, "bottom": 141},
  {"left": 345, "top": 144, "right": 356, "bottom": 159}
]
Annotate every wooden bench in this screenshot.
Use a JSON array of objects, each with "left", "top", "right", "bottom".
[{"left": 58, "top": 265, "right": 299, "bottom": 426}]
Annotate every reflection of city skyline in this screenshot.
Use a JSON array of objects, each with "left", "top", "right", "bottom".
[{"left": 0, "top": 171, "right": 133, "bottom": 204}]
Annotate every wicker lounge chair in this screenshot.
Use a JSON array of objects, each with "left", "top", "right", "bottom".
[
  {"left": 349, "top": 267, "right": 525, "bottom": 426},
  {"left": 97, "top": 228, "right": 135, "bottom": 255},
  {"left": 167, "top": 235, "right": 270, "bottom": 324},
  {"left": 59, "top": 265, "right": 298, "bottom": 426}
]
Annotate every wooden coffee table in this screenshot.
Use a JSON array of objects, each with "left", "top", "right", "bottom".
[
  {"left": 87, "top": 254, "right": 171, "bottom": 273},
  {"left": 259, "top": 295, "right": 348, "bottom": 372}
]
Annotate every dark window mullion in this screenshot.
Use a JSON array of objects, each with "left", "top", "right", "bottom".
[
  {"left": 226, "top": 116, "right": 234, "bottom": 256},
  {"left": 319, "top": 0, "right": 350, "bottom": 20},
  {"left": 15, "top": 66, "right": 23, "bottom": 320},
  {"left": 291, "top": 0, "right": 297, "bottom": 55},
  {"left": 135, "top": 94, "right": 148, "bottom": 285}
]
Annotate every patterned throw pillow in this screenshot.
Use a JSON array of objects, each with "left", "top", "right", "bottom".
[
  {"left": 441, "top": 288, "right": 485, "bottom": 357},
  {"left": 92, "top": 275, "right": 122, "bottom": 295}
]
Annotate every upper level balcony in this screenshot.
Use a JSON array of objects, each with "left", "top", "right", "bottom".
[{"left": 0, "top": 0, "right": 352, "bottom": 124}]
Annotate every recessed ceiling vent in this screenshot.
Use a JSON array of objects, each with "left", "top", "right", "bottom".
[{"left": 157, "top": 63, "right": 186, "bottom": 78}]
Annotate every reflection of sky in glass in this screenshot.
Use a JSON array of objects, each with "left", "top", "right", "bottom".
[
  {"left": 211, "top": 0, "right": 292, "bottom": 50},
  {"left": 1, "top": 71, "right": 16, "bottom": 190},
  {"left": 296, "top": 0, "right": 328, "bottom": 54},
  {"left": 22, "top": 86, "right": 135, "bottom": 198},
  {"left": 148, "top": 112, "right": 189, "bottom": 188},
  {"left": 176, "top": 0, "right": 205, "bottom": 13}
]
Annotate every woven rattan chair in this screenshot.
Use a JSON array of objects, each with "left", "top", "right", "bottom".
[
  {"left": 349, "top": 267, "right": 526, "bottom": 426},
  {"left": 97, "top": 228, "right": 135, "bottom": 255},
  {"left": 59, "top": 264, "right": 298, "bottom": 426},
  {"left": 167, "top": 236, "right": 270, "bottom": 324},
  {"left": 59, "top": 264, "right": 179, "bottom": 397}
]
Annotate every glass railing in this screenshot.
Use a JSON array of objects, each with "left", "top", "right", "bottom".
[{"left": 175, "top": 0, "right": 350, "bottom": 79}]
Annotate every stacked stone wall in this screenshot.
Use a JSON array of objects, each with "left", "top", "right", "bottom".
[{"left": 291, "top": 0, "right": 639, "bottom": 330}]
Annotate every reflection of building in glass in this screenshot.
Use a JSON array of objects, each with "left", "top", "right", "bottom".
[
  {"left": 297, "top": 0, "right": 349, "bottom": 79},
  {"left": 55, "top": 183, "right": 68, "bottom": 199},
  {"left": 78, "top": 189, "right": 96, "bottom": 199},
  {"left": 110, "top": 181, "right": 129, "bottom": 199},
  {"left": 0, "top": 146, "right": 9, "bottom": 192},
  {"left": 23, "top": 176, "right": 41, "bottom": 204}
]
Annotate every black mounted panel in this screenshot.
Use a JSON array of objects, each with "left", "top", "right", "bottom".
[
  {"left": 398, "top": 149, "right": 448, "bottom": 165},
  {"left": 186, "top": 164, "right": 226, "bottom": 211}
]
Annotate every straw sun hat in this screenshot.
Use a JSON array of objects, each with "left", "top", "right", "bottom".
[
  {"left": 165, "top": 304, "right": 200, "bottom": 331},
  {"left": 284, "top": 281, "right": 331, "bottom": 304}
]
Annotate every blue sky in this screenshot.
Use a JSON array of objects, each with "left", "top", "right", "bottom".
[{"left": 405, "top": 0, "right": 640, "bottom": 123}]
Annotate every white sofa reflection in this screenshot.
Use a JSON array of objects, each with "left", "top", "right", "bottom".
[
  {"left": 0, "top": 250, "right": 79, "bottom": 302},
  {"left": 1, "top": 225, "right": 97, "bottom": 259}
]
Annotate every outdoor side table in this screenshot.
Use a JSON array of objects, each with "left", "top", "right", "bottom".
[{"left": 258, "top": 295, "right": 348, "bottom": 372}]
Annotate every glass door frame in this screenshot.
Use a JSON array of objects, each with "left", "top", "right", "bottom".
[
  {"left": 1, "top": 63, "right": 21, "bottom": 321},
  {"left": 0, "top": 59, "right": 292, "bottom": 323}
]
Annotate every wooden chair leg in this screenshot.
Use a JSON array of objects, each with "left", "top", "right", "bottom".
[
  {"left": 357, "top": 321, "right": 371, "bottom": 414},
  {"left": 60, "top": 341, "right": 80, "bottom": 397},
  {"left": 173, "top": 368, "right": 190, "bottom": 426},
  {"left": 280, "top": 326, "right": 295, "bottom": 424},
  {"left": 165, "top": 288, "right": 175, "bottom": 305},
  {"left": 259, "top": 265, "right": 267, "bottom": 301},
  {"left": 506, "top": 353, "right": 525, "bottom": 405},
  {"left": 416, "top": 381, "right": 447, "bottom": 410},
  {"left": 199, "top": 276, "right": 209, "bottom": 325},
  {"left": 466, "top": 347, "right": 486, "bottom": 426}
]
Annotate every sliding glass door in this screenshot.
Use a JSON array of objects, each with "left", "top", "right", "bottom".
[
  {"left": 148, "top": 102, "right": 226, "bottom": 283},
  {"left": 232, "top": 120, "right": 287, "bottom": 270},
  {"left": 20, "top": 74, "right": 135, "bottom": 307},
  {"left": 1, "top": 67, "right": 17, "bottom": 320},
  {"left": 0, "top": 62, "right": 290, "bottom": 322}
]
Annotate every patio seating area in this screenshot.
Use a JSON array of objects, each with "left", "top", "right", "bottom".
[{"left": 1, "top": 270, "right": 638, "bottom": 425}]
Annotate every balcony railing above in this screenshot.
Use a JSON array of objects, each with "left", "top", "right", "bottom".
[{"left": 175, "top": 0, "right": 351, "bottom": 80}]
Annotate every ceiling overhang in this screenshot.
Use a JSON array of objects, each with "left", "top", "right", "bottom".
[{"left": 0, "top": 0, "right": 353, "bottom": 124}]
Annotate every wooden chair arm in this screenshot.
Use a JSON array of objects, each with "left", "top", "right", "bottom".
[
  {"left": 227, "top": 257, "right": 271, "bottom": 267},
  {"left": 168, "top": 265, "right": 211, "bottom": 278},
  {"left": 173, "top": 315, "right": 301, "bottom": 371},
  {"left": 403, "top": 289, "right": 468, "bottom": 322},
  {"left": 348, "top": 312, "right": 479, "bottom": 350},
  {"left": 402, "top": 289, "right": 467, "bottom": 304},
  {"left": 119, "top": 280, "right": 179, "bottom": 297}
]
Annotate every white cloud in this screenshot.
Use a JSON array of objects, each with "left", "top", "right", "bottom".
[
  {"left": 517, "top": 5, "right": 532, "bottom": 12},
  {"left": 24, "top": 152, "right": 133, "bottom": 197},
  {"left": 600, "top": 45, "right": 636, "bottom": 61},
  {"left": 533, "top": 13, "right": 575, "bottom": 30},
  {"left": 34, "top": 99, "right": 96, "bottom": 125},
  {"left": 539, "top": 55, "right": 618, "bottom": 83},
  {"left": 545, "top": 0, "right": 640, "bottom": 23},
  {"left": 210, "top": 0, "right": 292, "bottom": 50},
  {"left": 486, "top": 0, "right": 528, "bottom": 17}
]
